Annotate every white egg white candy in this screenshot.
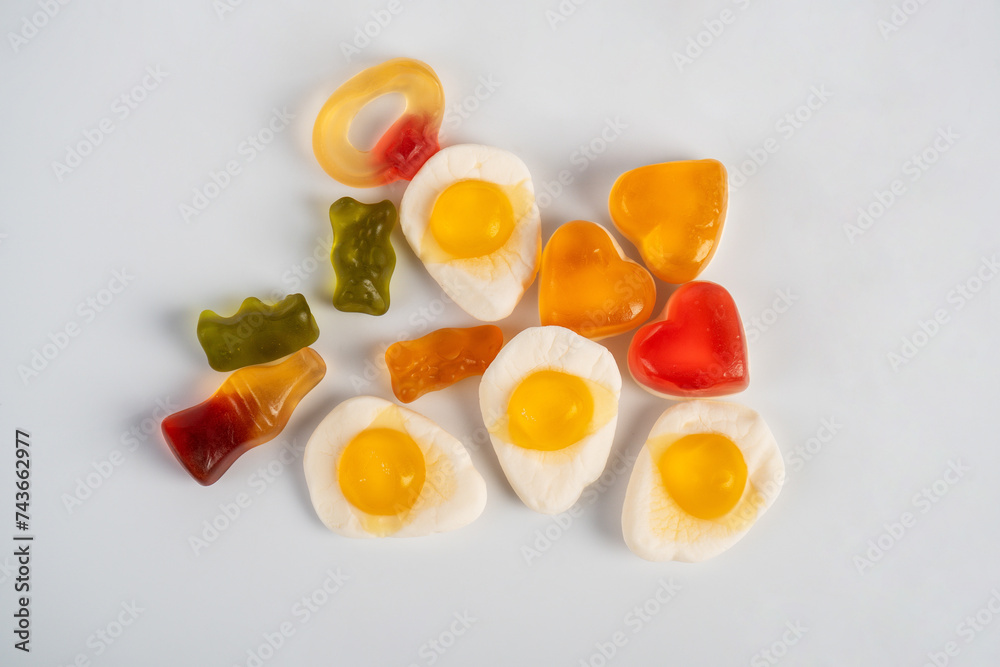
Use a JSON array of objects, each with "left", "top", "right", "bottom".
[
  {"left": 621, "top": 400, "right": 784, "bottom": 562},
  {"left": 303, "top": 396, "right": 487, "bottom": 538},
  {"left": 480, "top": 326, "right": 622, "bottom": 514},
  {"left": 399, "top": 143, "right": 541, "bottom": 321}
]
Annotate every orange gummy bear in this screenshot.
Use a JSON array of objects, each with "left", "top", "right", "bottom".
[
  {"left": 385, "top": 326, "right": 504, "bottom": 403},
  {"left": 608, "top": 159, "right": 728, "bottom": 284},
  {"left": 538, "top": 220, "right": 655, "bottom": 340},
  {"left": 313, "top": 58, "right": 444, "bottom": 188}
]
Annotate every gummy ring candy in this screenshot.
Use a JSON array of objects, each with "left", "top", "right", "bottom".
[{"left": 312, "top": 58, "right": 445, "bottom": 188}]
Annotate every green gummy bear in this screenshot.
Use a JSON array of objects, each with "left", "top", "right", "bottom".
[
  {"left": 196, "top": 293, "right": 320, "bottom": 372},
  {"left": 330, "top": 197, "right": 396, "bottom": 316}
]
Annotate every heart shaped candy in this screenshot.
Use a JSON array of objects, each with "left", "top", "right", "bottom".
[
  {"left": 628, "top": 281, "right": 748, "bottom": 397},
  {"left": 538, "top": 220, "right": 656, "bottom": 340},
  {"left": 609, "top": 159, "right": 728, "bottom": 284}
]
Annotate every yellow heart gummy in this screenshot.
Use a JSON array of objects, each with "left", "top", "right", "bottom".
[{"left": 608, "top": 159, "right": 728, "bottom": 284}]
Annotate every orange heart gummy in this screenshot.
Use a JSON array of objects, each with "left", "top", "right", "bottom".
[
  {"left": 609, "top": 159, "right": 728, "bottom": 284},
  {"left": 538, "top": 220, "right": 656, "bottom": 340}
]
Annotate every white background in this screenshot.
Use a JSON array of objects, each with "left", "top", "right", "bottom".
[{"left": 2, "top": 0, "right": 999, "bottom": 665}]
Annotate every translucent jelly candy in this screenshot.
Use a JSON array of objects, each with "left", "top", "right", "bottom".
[
  {"left": 538, "top": 220, "right": 655, "bottom": 340},
  {"left": 628, "top": 281, "right": 748, "bottom": 398},
  {"left": 161, "top": 348, "right": 326, "bottom": 485},
  {"left": 609, "top": 159, "right": 728, "bottom": 284},
  {"left": 197, "top": 293, "right": 319, "bottom": 371},
  {"left": 330, "top": 197, "right": 397, "bottom": 316},
  {"left": 313, "top": 58, "right": 444, "bottom": 187},
  {"left": 385, "top": 325, "right": 503, "bottom": 403}
]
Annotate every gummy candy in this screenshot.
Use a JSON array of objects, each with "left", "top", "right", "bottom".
[
  {"left": 313, "top": 58, "right": 444, "bottom": 187},
  {"left": 538, "top": 220, "right": 655, "bottom": 339},
  {"left": 330, "top": 197, "right": 397, "bottom": 316},
  {"left": 628, "top": 281, "right": 748, "bottom": 397},
  {"left": 609, "top": 159, "right": 728, "bottom": 284},
  {"left": 161, "top": 348, "right": 326, "bottom": 485},
  {"left": 197, "top": 293, "right": 319, "bottom": 372},
  {"left": 398, "top": 143, "right": 542, "bottom": 323},
  {"left": 385, "top": 326, "right": 504, "bottom": 403}
]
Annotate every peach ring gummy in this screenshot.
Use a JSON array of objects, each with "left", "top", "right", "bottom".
[
  {"left": 312, "top": 58, "right": 444, "bottom": 188},
  {"left": 609, "top": 159, "right": 728, "bottom": 284}
]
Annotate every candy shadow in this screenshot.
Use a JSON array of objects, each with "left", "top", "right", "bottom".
[
  {"left": 160, "top": 306, "right": 204, "bottom": 365},
  {"left": 591, "top": 397, "right": 673, "bottom": 545},
  {"left": 133, "top": 373, "right": 222, "bottom": 479},
  {"left": 284, "top": 387, "right": 348, "bottom": 528},
  {"left": 140, "top": 309, "right": 223, "bottom": 477},
  {"left": 445, "top": 380, "right": 522, "bottom": 507},
  {"left": 291, "top": 82, "right": 335, "bottom": 166},
  {"left": 303, "top": 195, "right": 337, "bottom": 307}
]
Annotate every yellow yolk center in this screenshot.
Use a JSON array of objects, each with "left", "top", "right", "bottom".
[
  {"left": 507, "top": 370, "right": 594, "bottom": 451},
  {"left": 338, "top": 427, "right": 426, "bottom": 516},
  {"left": 658, "top": 433, "right": 747, "bottom": 520},
  {"left": 429, "top": 179, "right": 515, "bottom": 258}
]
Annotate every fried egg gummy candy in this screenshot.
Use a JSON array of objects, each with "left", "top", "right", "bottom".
[
  {"left": 161, "top": 348, "right": 326, "bottom": 485},
  {"left": 386, "top": 325, "right": 504, "bottom": 403},
  {"left": 609, "top": 159, "right": 728, "bottom": 284},
  {"left": 313, "top": 58, "right": 444, "bottom": 187},
  {"left": 479, "top": 326, "right": 621, "bottom": 514},
  {"left": 538, "top": 220, "right": 655, "bottom": 340},
  {"left": 621, "top": 400, "right": 784, "bottom": 562},
  {"left": 330, "top": 197, "right": 397, "bottom": 316},
  {"left": 303, "top": 396, "right": 487, "bottom": 538},
  {"left": 399, "top": 144, "right": 541, "bottom": 321},
  {"left": 196, "top": 293, "right": 319, "bottom": 372}
]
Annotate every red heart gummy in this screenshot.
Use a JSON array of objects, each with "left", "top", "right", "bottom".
[{"left": 628, "top": 281, "right": 749, "bottom": 397}]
